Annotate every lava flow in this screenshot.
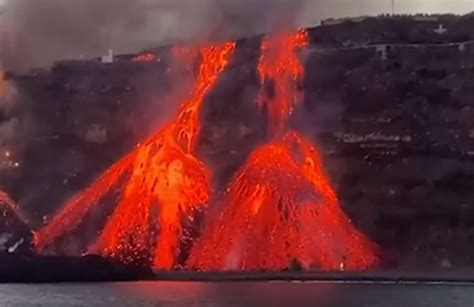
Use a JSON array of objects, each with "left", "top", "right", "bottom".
[
  {"left": 258, "top": 29, "right": 308, "bottom": 137},
  {"left": 34, "top": 41, "right": 236, "bottom": 269},
  {"left": 187, "top": 30, "right": 382, "bottom": 271},
  {"left": 132, "top": 53, "right": 158, "bottom": 62}
]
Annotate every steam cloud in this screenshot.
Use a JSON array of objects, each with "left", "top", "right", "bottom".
[{"left": 0, "top": 0, "right": 314, "bottom": 71}]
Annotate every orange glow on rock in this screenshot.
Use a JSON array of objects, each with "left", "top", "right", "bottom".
[{"left": 132, "top": 53, "right": 158, "bottom": 62}]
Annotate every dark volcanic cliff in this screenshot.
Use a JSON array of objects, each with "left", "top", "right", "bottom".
[{"left": 3, "top": 15, "right": 474, "bottom": 270}]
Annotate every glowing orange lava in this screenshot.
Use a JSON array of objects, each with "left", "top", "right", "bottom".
[
  {"left": 132, "top": 53, "right": 158, "bottom": 62},
  {"left": 258, "top": 29, "right": 308, "bottom": 138},
  {"left": 34, "top": 41, "right": 236, "bottom": 269},
  {"left": 187, "top": 30, "right": 382, "bottom": 271}
]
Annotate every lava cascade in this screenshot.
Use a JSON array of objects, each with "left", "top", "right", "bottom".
[
  {"left": 258, "top": 29, "right": 308, "bottom": 137},
  {"left": 187, "top": 30, "right": 381, "bottom": 271},
  {"left": 34, "top": 41, "right": 236, "bottom": 269}
]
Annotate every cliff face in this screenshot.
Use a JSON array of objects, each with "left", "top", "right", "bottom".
[
  {"left": 3, "top": 16, "right": 474, "bottom": 269},
  {"left": 305, "top": 43, "right": 474, "bottom": 269}
]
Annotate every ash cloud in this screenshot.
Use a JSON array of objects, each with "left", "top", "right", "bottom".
[{"left": 0, "top": 0, "right": 309, "bottom": 72}]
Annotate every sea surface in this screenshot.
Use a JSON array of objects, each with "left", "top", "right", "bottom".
[{"left": 1, "top": 281, "right": 474, "bottom": 306}]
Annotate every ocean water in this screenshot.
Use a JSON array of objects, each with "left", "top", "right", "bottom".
[{"left": 0, "top": 281, "right": 473, "bottom": 306}]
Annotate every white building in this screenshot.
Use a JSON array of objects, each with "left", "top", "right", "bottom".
[
  {"left": 433, "top": 24, "right": 448, "bottom": 35},
  {"left": 101, "top": 49, "right": 114, "bottom": 64}
]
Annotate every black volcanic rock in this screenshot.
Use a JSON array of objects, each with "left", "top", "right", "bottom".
[{"left": 0, "top": 253, "right": 155, "bottom": 283}]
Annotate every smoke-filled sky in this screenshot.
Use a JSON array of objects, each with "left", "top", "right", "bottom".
[{"left": 0, "top": 0, "right": 472, "bottom": 71}]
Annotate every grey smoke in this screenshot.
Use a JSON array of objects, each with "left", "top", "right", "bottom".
[{"left": 0, "top": 0, "right": 309, "bottom": 71}]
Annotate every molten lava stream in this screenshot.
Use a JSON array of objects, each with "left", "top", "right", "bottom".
[
  {"left": 187, "top": 29, "right": 381, "bottom": 271},
  {"left": 257, "top": 29, "right": 308, "bottom": 137},
  {"left": 93, "top": 128, "right": 212, "bottom": 267},
  {"left": 35, "top": 41, "right": 236, "bottom": 269},
  {"left": 187, "top": 132, "right": 381, "bottom": 271}
]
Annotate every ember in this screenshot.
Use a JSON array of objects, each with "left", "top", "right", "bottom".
[
  {"left": 132, "top": 53, "right": 158, "bottom": 62},
  {"left": 1, "top": 150, "right": 21, "bottom": 170},
  {"left": 187, "top": 30, "right": 382, "bottom": 271},
  {"left": 34, "top": 41, "right": 236, "bottom": 269}
]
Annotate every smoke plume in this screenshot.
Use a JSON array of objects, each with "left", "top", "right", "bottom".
[{"left": 0, "top": 0, "right": 312, "bottom": 72}]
